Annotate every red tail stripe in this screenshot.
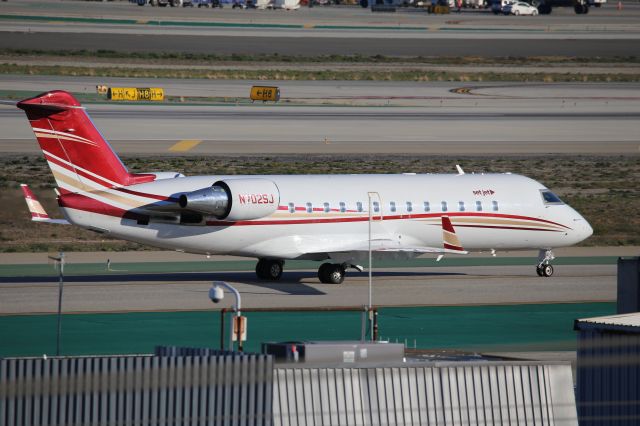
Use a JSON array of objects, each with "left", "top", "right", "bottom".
[{"left": 44, "top": 152, "right": 117, "bottom": 189}]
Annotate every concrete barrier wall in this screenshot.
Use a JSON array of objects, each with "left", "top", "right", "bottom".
[
  {"left": 0, "top": 354, "right": 273, "bottom": 426},
  {"left": 272, "top": 362, "right": 578, "bottom": 426}
]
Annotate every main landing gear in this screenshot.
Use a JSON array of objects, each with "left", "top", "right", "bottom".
[
  {"left": 255, "top": 258, "right": 284, "bottom": 281},
  {"left": 318, "top": 263, "right": 346, "bottom": 284},
  {"left": 318, "top": 263, "right": 363, "bottom": 284},
  {"left": 536, "top": 249, "right": 555, "bottom": 277},
  {"left": 255, "top": 259, "right": 362, "bottom": 284}
]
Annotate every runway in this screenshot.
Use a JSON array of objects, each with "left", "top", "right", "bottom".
[
  {"left": 2, "top": 1, "right": 640, "bottom": 57},
  {"left": 2, "top": 78, "right": 639, "bottom": 155},
  {"left": 0, "top": 247, "right": 629, "bottom": 315},
  {"left": 3, "top": 31, "right": 639, "bottom": 57}
]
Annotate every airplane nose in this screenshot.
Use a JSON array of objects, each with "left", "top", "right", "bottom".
[
  {"left": 574, "top": 216, "right": 593, "bottom": 242},
  {"left": 583, "top": 219, "right": 594, "bottom": 239}
]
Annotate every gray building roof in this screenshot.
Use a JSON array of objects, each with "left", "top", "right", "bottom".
[{"left": 574, "top": 312, "right": 640, "bottom": 333}]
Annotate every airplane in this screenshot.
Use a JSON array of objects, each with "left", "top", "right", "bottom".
[{"left": 16, "top": 90, "right": 593, "bottom": 284}]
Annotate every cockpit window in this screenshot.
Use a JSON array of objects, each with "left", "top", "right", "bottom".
[{"left": 541, "top": 190, "right": 564, "bottom": 205}]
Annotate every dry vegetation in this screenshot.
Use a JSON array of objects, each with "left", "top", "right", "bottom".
[
  {"left": 3, "top": 64, "right": 637, "bottom": 83},
  {"left": 0, "top": 155, "right": 637, "bottom": 252}
]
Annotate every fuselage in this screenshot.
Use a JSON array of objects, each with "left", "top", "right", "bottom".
[
  {"left": 16, "top": 90, "right": 593, "bottom": 279},
  {"left": 60, "top": 172, "right": 593, "bottom": 261}
]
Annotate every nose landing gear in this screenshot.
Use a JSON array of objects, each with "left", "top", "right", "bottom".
[{"left": 536, "top": 249, "right": 555, "bottom": 277}]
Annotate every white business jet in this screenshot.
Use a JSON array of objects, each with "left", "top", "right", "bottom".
[{"left": 17, "top": 91, "right": 592, "bottom": 283}]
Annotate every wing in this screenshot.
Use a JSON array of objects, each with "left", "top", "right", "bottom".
[
  {"left": 323, "top": 215, "right": 468, "bottom": 258},
  {"left": 20, "top": 184, "right": 70, "bottom": 225}
]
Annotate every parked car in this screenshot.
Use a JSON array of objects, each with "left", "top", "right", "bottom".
[
  {"left": 503, "top": 0, "right": 539, "bottom": 14},
  {"left": 490, "top": 0, "right": 514, "bottom": 13}
]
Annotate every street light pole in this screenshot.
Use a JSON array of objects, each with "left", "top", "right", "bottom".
[
  {"left": 48, "top": 252, "right": 65, "bottom": 356},
  {"left": 211, "top": 281, "right": 242, "bottom": 351},
  {"left": 367, "top": 192, "right": 380, "bottom": 342}
]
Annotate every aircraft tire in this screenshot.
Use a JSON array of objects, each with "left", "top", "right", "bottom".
[
  {"left": 542, "top": 264, "right": 554, "bottom": 277},
  {"left": 536, "top": 266, "right": 544, "bottom": 277},
  {"left": 318, "top": 263, "right": 345, "bottom": 284},
  {"left": 256, "top": 259, "right": 284, "bottom": 280}
]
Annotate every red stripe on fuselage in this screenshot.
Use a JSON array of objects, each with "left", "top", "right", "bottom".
[
  {"left": 58, "top": 192, "right": 148, "bottom": 222},
  {"left": 205, "top": 212, "right": 568, "bottom": 230},
  {"left": 115, "top": 187, "right": 178, "bottom": 203}
]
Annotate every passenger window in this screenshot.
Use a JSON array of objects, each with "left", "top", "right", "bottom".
[
  {"left": 306, "top": 202, "right": 313, "bottom": 213},
  {"left": 492, "top": 201, "right": 499, "bottom": 211},
  {"left": 339, "top": 202, "right": 346, "bottom": 213},
  {"left": 441, "top": 201, "right": 448, "bottom": 212},
  {"left": 288, "top": 202, "right": 295, "bottom": 213},
  {"left": 373, "top": 201, "right": 380, "bottom": 213},
  {"left": 406, "top": 201, "right": 413, "bottom": 212},
  {"left": 390, "top": 201, "right": 396, "bottom": 212},
  {"left": 357, "top": 202, "right": 363, "bottom": 212},
  {"left": 423, "top": 201, "right": 430, "bottom": 212},
  {"left": 476, "top": 201, "right": 482, "bottom": 212},
  {"left": 323, "top": 202, "right": 330, "bottom": 213},
  {"left": 458, "top": 201, "right": 465, "bottom": 212}
]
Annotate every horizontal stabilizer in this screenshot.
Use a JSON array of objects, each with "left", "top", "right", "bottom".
[{"left": 21, "top": 184, "right": 69, "bottom": 225}]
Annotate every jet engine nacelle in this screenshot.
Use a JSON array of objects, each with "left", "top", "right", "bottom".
[{"left": 179, "top": 178, "right": 280, "bottom": 221}]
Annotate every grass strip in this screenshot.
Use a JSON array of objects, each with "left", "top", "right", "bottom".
[
  {"left": 1, "top": 64, "right": 638, "bottom": 82},
  {"left": 0, "top": 256, "right": 618, "bottom": 278},
  {"left": 0, "top": 303, "right": 616, "bottom": 356},
  {"left": 2, "top": 48, "right": 638, "bottom": 65},
  {"left": 1, "top": 155, "right": 638, "bottom": 251}
]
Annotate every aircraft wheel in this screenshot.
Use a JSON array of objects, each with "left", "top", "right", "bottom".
[
  {"left": 536, "top": 266, "right": 544, "bottom": 277},
  {"left": 256, "top": 259, "right": 284, "bottom": 280},
  {"left": 318, "top": 263, "right": 345, "bottom": 284},
  {"left": 542, "top": 264, "right": 554, "bottom": 277}
]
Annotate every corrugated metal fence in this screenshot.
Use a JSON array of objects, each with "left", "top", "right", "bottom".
[
  {"left": 272, "top": 362, "right": 578, "bottom": 426},
  {"left": 0, "top": 353, "right": 273, "bottom": 426},
  {"left": 575, "top": 328, "right": 640, "bottom": 426},
  {"left": 1, "top": 353, "right": 577, "bottom": 426}
]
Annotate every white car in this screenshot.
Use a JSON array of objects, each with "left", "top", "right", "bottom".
[{"left": 503, "top": 1, "right": 538, "bottom": 14}]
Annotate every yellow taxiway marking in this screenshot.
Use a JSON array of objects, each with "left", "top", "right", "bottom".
[{"left": 169, "top": 139, "right": 202, "bottom": 152}]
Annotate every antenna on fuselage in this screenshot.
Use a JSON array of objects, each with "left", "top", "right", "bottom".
[{"left": 455, "top": 164, "right": 465, "bottom": 175}]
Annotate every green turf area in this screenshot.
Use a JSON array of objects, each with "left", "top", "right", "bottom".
[
  {"left": 0, "top": 303, "right": 615, "bottom": 358},
  {"left": 0, "top": 256, "right": 617, "bottom": 278}
]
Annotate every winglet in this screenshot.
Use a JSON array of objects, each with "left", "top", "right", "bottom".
[
  {"left": 20, "top": 184, "right": 69, "bottom": 224},
  {"left": 442, "top": 215, "right": 465, "bottom": 252}
]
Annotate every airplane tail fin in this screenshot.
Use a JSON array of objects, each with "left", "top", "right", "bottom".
[
  {"left": 17, "top": 91, "right": 154, "bottom": 194},
  {"left": 20, "top": 184, "right": 69, "bottom": 224},
  {"left": 442, "top": 215, "right": 465, "bottom": 252}
]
